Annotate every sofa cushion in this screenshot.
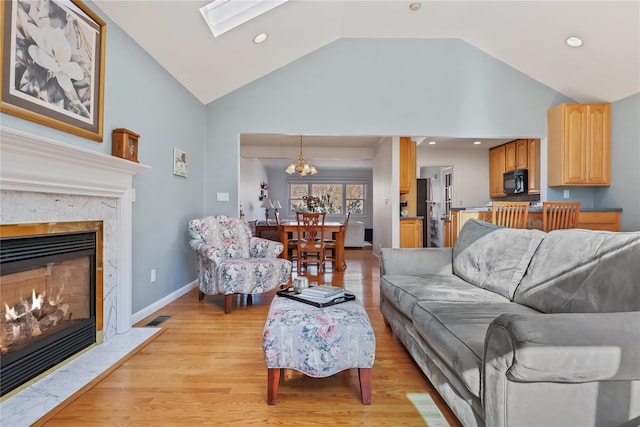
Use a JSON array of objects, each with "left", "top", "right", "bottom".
[
  {"left": 381, "top": 274, "right": 510, "bottom": 319},
  {"left": 453, "top": 218, "right": 545, "bottom": 299},
  {"left": 514, "top": 229, "right": 640, "bottom": 313},
  {"left": 411, "top": 301, "right": 540, "bottom": 398}
]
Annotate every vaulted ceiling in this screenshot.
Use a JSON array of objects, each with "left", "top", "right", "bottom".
[
  {"left": 95, "top": 1, "right": 639, "bottom": 106},
  {"left": 94, "top": 1, "right": 639, "bottom": 160}
]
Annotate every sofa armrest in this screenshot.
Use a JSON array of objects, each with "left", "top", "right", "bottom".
[
  {"left": 380, "top": 247, "right": 452, "bottom": 276},
  {"left": 189, "top": 239, "right": 223, "bottom": 264},
  {"left": 485, "top": 312, "right": 640, "bottom": 384},
  {"left": 484, "top": 311, "right": 640, "bottom": 427},
  {"left": 249, "top": 237, "right": 284, "bottom": 258}
]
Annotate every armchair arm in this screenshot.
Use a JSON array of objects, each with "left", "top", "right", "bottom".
[
  {"left": 250, "top": 237, "right": 284, "bottom": 258},
  {"left": 380, "top": 248, "right": 453, "bottom": 276},
  {"left": 485, "top": 312, "right": 640, "bottom": 384},
  {"left": 189, "top": 239, "right": 223, "bottom": 264}
]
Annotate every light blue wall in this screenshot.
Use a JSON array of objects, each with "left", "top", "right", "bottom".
[
  {"left": 204, "top": 38, "right": 572, "bottom": 217},
  {"left": 594, "top": 93, "right": 640, "bottom": 231},
  {"left": 1, "top": 2, "right": 206, "bottom": 313},
  {"left": 101, "top": 15, "right": 206, "bottom": 314}
]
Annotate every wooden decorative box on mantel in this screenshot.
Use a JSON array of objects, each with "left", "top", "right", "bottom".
[{"left": 112, "top": 128, "right": 140, "bottom": 162}]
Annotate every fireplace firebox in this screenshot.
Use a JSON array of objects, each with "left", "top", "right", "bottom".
[{"left": 0, "top": 228, "right": 99, "bottom": 397}]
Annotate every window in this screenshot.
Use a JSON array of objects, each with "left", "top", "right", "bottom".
[
  {"left": 288, "top": 182, "right": 365, "bottom": 215},
  {"left": 444, "top": 170, "right": 452, "bottom": 216},
  {"left": 345, "top": 184, "right": 364, "bottom": 214}
]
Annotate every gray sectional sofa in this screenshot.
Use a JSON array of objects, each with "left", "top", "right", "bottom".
[{"left": 380, "top": 218, "right": 640, "bottom": 427}]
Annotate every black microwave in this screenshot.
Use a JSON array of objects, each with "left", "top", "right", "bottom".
[{"left": 503, "top": 169, "right": 528, "bottom": 194}]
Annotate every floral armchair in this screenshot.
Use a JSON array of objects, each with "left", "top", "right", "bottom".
[{"left": 188, "top": 215, "right": 292, "bottom": 313}]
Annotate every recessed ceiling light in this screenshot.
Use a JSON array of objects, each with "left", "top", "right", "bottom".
[
  {"left": 253, "top": 32, "right": 268, "bottom": 44},
  {"left": 428, "top": 141, "right": 436, "bottom": 145},
  {"left": 409, "top": 3, "right": 422, "bottom": 12},
  {"left": 473, "top": 141, "right": 482, "bottom": 145},
  {"left": 566, "top": 36, "right": 583, "bottom": 48}
]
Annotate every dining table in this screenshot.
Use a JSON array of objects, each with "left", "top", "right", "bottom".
[
  {"left": 278, "top": 221, "right": 346, "bottom": 272},
  {"left": 254, "top": 220, "right": 279, "bottom": 240}
]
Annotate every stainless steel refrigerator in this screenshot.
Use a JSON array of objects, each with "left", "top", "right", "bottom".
[{"left": 416, "top": 178, "right": 436, "bottom": 247}]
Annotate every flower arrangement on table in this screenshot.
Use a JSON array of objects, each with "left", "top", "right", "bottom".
[{"left": 297, "top": 195, "right": 335, "bottom": 213}]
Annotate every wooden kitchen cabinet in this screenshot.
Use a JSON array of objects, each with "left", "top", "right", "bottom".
[
  {"left": 548, "top": 103, "right": 611, "bottom": 186},
  {"left": 527, "top": 139, "right": 541, "bottom": 194},
  {"left": 505, "top": 139, "right": 528, "bottom": 172},
  {"left": 489, "top": 145, "right": 507, "bottom": 197},
  {"left": 448, "top": 210, "right": 492, "bottom": 246},
  {"left": 443, "top": 219, "right": 452, "bottom": 247},
  {"left": 576, "top": 211, "right": 620, "bottom": 231},
  {"left": 490, "top": 139, "right": 538, "bottom": 197},
  {"left": 400, "top": 218, "right": 423, "bottom": 248},
  {"left": 399, "top": 136, "right": 411, "bottom": 194},
  {"left": 515, "top": 139, "right": 528, "bottom": 170},
  {"left": 505, "top": 142, "right": 516, "bottom": 172}
]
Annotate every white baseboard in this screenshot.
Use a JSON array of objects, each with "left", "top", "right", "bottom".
[{"left": 131, "top": 279, "right": 199, "bottom": 325}]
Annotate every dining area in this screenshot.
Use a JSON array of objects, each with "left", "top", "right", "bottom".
[{"left": 253, "top": 212, "right": 350, "bottom": 273}]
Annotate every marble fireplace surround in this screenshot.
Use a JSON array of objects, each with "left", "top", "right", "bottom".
[{"left": 0, "top": 126, "right": 150, "bottom": 341}]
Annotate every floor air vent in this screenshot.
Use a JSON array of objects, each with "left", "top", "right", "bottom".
[{"left": 145, "top": 315, "right": 171, "bottom": 327}]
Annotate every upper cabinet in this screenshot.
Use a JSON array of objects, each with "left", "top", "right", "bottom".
[
  {"left": 527, "top": 139, "right": 541, "bottom": 194},
  {"left": 505, "top": 142, "right": 516, "bottom": 172},
  {"left": 548, "top": 103, "right": 611, "bottom": 186},
  {"left": 504, "top": 140, "right": 528, "bottom": 172},
  {"left": 489, "top": 144, "right": 507, "bottom": 197},
  {"left": 399, "top": 136, "right": 413, "bottom": 194},
  {"left": 515, "top": 139, "right": 528, "bottom": 170},
  {"left": 490, "top": 138, "right": 540, "bottom": 197}
]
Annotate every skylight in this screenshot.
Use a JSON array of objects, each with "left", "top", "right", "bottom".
[{"left": 200, "top": 0, "right": 289, "bottom": 38}]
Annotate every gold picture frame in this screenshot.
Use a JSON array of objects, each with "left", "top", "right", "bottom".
[{"left": 0, "top": 0, "right": 106, "bottom": 141}]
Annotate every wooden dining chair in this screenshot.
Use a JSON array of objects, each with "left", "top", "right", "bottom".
[
  {"left": 295, "top": 211, "right": 326, "bottom": 274},
  {"left": 324, "top": 211, "right": 350, "bottom": 270},
  {"left": 492, "top": 201, "right": 530, "bottom": 229},
  {"left": 542, "top": 201, "right": 581, "bottom": 232}
]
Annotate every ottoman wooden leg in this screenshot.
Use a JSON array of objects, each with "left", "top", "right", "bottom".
[
  {"left": 358, "top": 368, "right": 372, "bottom": 405},
  {"left": 267, "top": 368, "right": 280, "bottom": 405}
]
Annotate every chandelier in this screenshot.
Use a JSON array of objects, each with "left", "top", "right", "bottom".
[{"left": 285, "top": 135, "right": 318, "bottom": 176}]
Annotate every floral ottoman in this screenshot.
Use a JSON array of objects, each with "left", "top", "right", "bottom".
[{"left": 262, "top": 294, "right": 376, "bottom": 404}]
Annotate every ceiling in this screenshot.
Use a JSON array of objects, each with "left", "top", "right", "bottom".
[
  {"left": 94, "top": 1, "right": 639, "bottom": 165},
  {"left": 95, "top": 0, "right": 639, "bottom": 105},
  {"left": 240, "top": 134, "right": 513, "bottom": 170}
]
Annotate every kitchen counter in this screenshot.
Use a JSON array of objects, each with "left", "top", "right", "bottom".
[
  {"left": 400, "top": 216, "right": 424, "bottom": 220},
  {"left": 446, "top": 207, "right": 622, "bottom": 246},
  {"left": 451, "top": 206, "right": 622, "bottom": 212}
]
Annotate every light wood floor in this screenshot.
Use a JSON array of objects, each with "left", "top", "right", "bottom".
[{"left": 40, "top": 248, "right": 462, "bottom": 426}]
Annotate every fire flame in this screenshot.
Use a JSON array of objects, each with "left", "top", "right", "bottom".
[
  {"left": 31, "top": 289, "right": 43, "bottom": 311},
  {"left": 4, "top": 303, "right": 20, "bottom": 321},
  {"left": 3, "top": 289, "right": 47, "bottom": 321}
]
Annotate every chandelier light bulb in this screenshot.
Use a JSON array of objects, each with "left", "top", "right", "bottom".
[{"left": 284, "top": 136, "right": 318, "bottom": 176}]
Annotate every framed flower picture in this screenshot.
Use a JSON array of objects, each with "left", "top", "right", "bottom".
[
  {"left": 0, "top": 0, "right": 106, "bottom": 141},
  {"left": 173, "top": 148, "right": 188, "bottom": 177}
]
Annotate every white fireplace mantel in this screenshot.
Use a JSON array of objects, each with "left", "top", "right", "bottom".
[{"left": 0, "top": 126, "right": 150, "bottom": 334}]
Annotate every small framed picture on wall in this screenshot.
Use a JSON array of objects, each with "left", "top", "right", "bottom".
[{"left": 173, "top": 148, "right": 188, "bottom": 177}]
